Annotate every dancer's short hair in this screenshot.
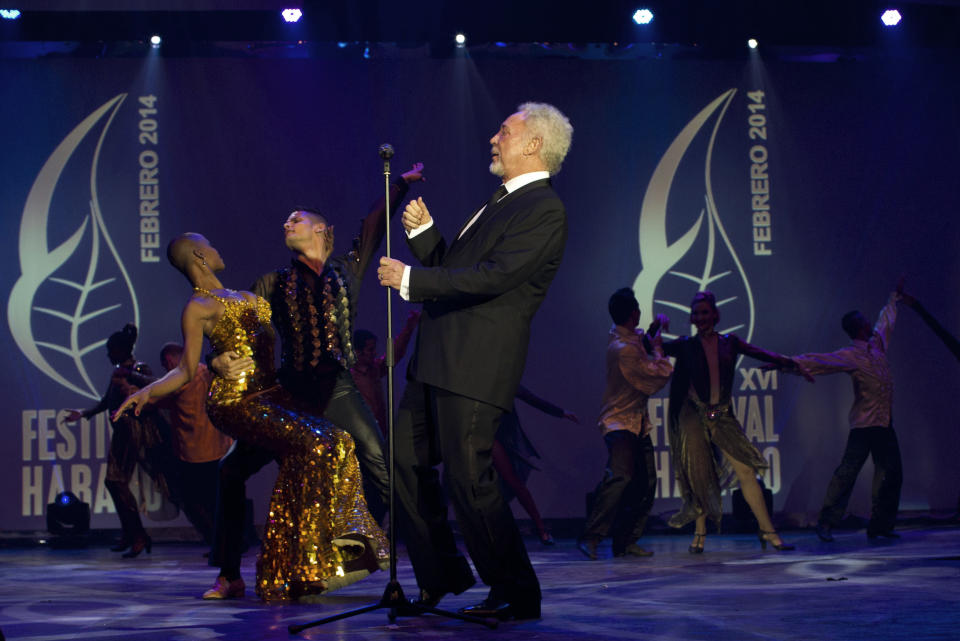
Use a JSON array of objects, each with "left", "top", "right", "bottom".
[
  {"left": 608, "top": 287, "right": 639, "bottom": 325},
  {"left": 841, "top": 310, "right": 865, "bottom": 339},
  {"left": 291, "top": 207, "right": 328, "bottom": 227},
  {"left": 691, "top": 291, "right": 719, "bottom": 323},
  {"left": 160, "top": 342, "right": 183, "bottom": 363},
  {"left": 166, "top": 232, "right": 206, "bottom": 273}
]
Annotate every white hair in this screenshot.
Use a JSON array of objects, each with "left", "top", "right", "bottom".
[{"left": 517, "top": 102, "right": 573, "bottom": 175}]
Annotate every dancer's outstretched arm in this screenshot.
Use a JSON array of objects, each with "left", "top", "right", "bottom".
[{"left": 113, "top": 293, "right": 224, "bottom": 418}]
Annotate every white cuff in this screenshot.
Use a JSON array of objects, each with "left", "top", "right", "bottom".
[
  {"left": 400, "top": 265, "right": 412, "bottom": 301},
  {"left": 406, "top": 219, "right": 434, "bottom": 239}
]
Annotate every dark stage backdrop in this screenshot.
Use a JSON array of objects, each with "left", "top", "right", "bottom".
[{"left": 2, "top": 54, "right": 959, "bottom": 531}]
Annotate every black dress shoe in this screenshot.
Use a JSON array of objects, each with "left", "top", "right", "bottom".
[
  {"left": 458, "top": 597, "right": 540, "bottom": 621},
  {"left": 109, "top": 539, "right": 131, "bottom": 552},
  {"left": 577, "top": 538, "right": 598, "bottom": 560},
  {"left": 867, "top": 529, "right": 900, "bottom": 540},
  {"left": 411, "top": 589, "right": 445, "bottom": 610},
  {"left": 613, "top": 543, "right": 654, "bottom": 558},
  {"left": 815, "top": 523, "right": 834, "bottom": 542},
  {"left": 411, "top": 572, "right": 477, "bottom": 610}
]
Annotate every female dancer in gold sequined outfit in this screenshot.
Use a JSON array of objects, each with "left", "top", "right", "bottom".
[
  {"left": 115, "top": 233, "right": 387, "bottom": 601},
  {"left": 660, "top": 292, "right": 810, "bottom": 553}
]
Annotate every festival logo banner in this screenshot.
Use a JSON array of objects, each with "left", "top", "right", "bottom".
[
  {"left": 8, "top": 90, "right": 168, "bottom": 528},
  {"left": 635, "top": 88, "right": 783, "bottom": 502}
]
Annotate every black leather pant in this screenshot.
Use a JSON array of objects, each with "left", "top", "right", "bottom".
[
  {"left": 321, "top": 370, "right": 389, "bottom": 522},
  {"left": 176, "top": 459, "right": 220, "bottom": 546}
]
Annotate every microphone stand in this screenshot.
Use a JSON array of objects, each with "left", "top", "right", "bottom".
[{"left": 289, "top": 146, "right": 496, "bottom": 633}]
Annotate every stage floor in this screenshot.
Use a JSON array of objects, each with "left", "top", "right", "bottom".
[{"left": 1, "top": 525, "right": 958, "bottom": 641}]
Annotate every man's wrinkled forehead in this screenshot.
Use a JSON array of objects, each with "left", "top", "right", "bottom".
[{"left": 502, "top": 111, "right": 527, "bottom": 131}]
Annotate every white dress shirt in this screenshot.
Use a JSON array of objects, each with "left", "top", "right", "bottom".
[{"left": 399, "top": 171, "right": 550, "bottom": 300}]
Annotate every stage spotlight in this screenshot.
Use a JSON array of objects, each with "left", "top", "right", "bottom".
[
  {"left": 632, "top": 9, "right": 654, "bottom": 25},
  {"left": 747, "top": 38, "right": 758, "bottom": 49},
  {"left": 281, "top": 8, "right": 302, "bottom": 23},
  {"left": 454, "top": 32, "right": 466, "bottom": 46},
  {"left": 47, "top": 492, "right": 90, "bottom": 543},
  {"left": 0, "top": 9, "right": 21, "bottom": 19},
  {"left": 149, "top": 34, "right": 161, "bottom": 47},
  {"left": 881, "top": 9, "right": 902, "bottom": 27}
]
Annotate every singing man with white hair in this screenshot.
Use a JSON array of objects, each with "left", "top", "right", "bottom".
[{"left": 378, "top": 102, "right": 573, "bottom": 620}]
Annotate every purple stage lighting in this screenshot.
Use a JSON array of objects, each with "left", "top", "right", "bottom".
[
  {"left": 632, "top": 9, "right": 654, "bottom": 25},
  {"left": 281, "top": 8, "right": 303, "bottom": 23},
  {"left": 881, "top": 9, "right": 902, "bottom": 27}
]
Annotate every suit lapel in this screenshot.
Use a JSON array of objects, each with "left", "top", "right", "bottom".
[{"left": 450, "top": 178, "right": 551, "bottom": 252}]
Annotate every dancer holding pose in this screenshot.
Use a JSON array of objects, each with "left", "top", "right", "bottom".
[
  {"left": 115, "top": 233, "right": 387, "bottom": 601},
  {"left": 788, "top": 286, "right": 904, "bottom": 542},
  {"left": 578, "top": 288, "right": 673, "bottom": 560},
  {"left": 661, "top": 291, "right": 810, "bottom": 552},
  {"left": 64, "top": 324, "right": 172, "bottom": 558}
]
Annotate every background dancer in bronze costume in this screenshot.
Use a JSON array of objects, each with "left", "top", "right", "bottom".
[
  {"left": 114, "top": 233, "right": 387, "bottom": 602},
  {"left": 155, "top": 342, "right": 233, "bottom": 548},
  {"left": 63, "top": 323, "right": 173, "bottom": 558},
  {"left": 660, "top": 291, "right": 811, "bottom": 553}
]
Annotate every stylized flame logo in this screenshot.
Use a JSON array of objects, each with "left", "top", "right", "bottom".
[
  {"left": 8, "top": 94, "right": 140, "bottom": 399},
  {"left": 633, "top": 89, "right": 755, "bottom": 341}
]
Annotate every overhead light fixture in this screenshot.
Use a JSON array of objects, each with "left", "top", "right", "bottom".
[
  {"left": 747, "top": 38, "right": 758, "bottom": 49},
  {"left": 281, "top": 8, "right": 302, "bottom": 23},
  {"left": 632, "top": 9, "right": 654, "bottom": 25},
  {"left": 880, "top": 9, "right": 902, "bottom": 27},
  {"left": 0, "top": 9, "right": 21, "bottom": 19},
  {"left": 149, "top": 34, "right": 161, "bottom": 47},
  {"left": 455, "top": 32, "right": 466, "bottom": 46}
]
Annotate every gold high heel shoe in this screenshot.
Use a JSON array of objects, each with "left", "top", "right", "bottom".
[
  {"left": 688, "top": 531, "right": 706, "bottom": 554},
  {"left": 758, "top": 530, "right": 794, "bottom": 551}
]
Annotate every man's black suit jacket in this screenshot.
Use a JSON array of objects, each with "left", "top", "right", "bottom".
[{"left": 406, "top": 178, "right": 567, "bottom": 411}]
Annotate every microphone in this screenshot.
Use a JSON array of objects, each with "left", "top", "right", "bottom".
[{"left": 378, "top": 144, "right": 395, "bottom": 160}]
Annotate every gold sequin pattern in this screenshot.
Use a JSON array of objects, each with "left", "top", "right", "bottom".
[{"left": 197, "top": 288, "right": 388, "bottom": 602}]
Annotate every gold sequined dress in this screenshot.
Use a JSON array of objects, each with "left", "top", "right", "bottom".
[{"left": 197, "top": 287, "right": 388, "bottom": 601}]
